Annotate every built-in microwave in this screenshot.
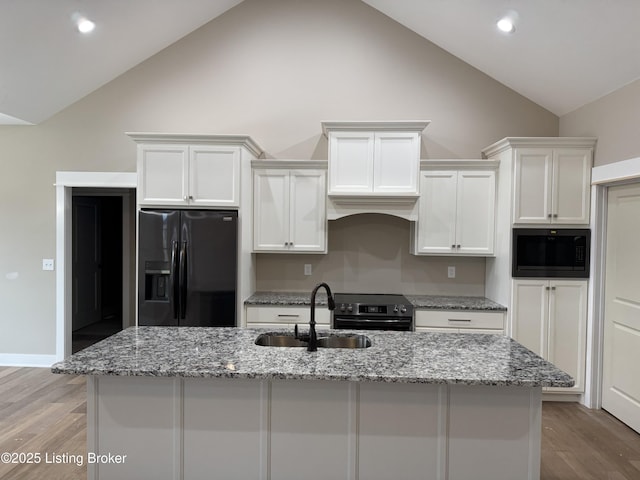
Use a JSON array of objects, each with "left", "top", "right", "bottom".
[{"left": 512, "top": 228, "right": 590, "bottom": 278}]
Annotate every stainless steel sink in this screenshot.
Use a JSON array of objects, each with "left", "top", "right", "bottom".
[
  {"left": 316, "top": 334, "right": 371, "bottom": 349},
  {"left": 254, "top": 333, "right": 371, "bottom": 349},
  {"left": 254, "top": 333, "right": 308, "bottom": 347}
]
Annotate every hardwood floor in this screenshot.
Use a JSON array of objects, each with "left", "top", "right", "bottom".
[
  {"left": 0, "top": 367, "right": 639, "bottom": 479},
  {"left": 542, "top": 401, "right": 640, "bottom": 480},
  {"left": 0, "top": 367, "right": 86, "bottom": 480}
]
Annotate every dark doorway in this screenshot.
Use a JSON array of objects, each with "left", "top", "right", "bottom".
[{"left": 72, "top": 193, "right": 128, "bottom": 353}]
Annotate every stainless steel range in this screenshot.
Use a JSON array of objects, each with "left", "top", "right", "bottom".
[{"left": 332, "top": 293, "right": 414, "bottom": 331}]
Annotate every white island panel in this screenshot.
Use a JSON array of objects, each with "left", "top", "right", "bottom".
[
  {"left": 270, "top": 380, "right": 355, "bottom": 479},
  {"left": 448, "top": 385, "right": 541, "bottom": 480},
  {"left": 183, "top": 378, "right": 267, "bottom": 480},
  {"left": 358, "top": 382, "right": 447, "bottom": 480},
  {"left": 93, "top": 376, "right": 179, "bottom": 480}
]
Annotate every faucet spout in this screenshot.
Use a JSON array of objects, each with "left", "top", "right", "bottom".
[{"left": 308, "top": 282, "right": 335, "bottom": 352}]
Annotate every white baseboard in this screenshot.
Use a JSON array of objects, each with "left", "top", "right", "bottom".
[
  {"left": 542, "top": 393, "right": 581, "bottom": 403},
  {"left": 0, "top": 354, "right": 58, "bottom": 368}
]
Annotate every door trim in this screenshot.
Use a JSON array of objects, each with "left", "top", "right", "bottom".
[
  {"left": 586, "top": 157, "right": 640, "bottom": 408},
  {"left": 55, "top": 172, "right": 137, "bottom": 361}
]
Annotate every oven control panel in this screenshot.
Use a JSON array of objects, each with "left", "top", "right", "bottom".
[{"left": 336, "top": 302, "right": 413, "bottom": 317}]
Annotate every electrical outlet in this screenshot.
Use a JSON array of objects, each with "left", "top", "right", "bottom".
[
  {"left": 447, "top": 266, "right": 456, "bottom": 279},
  {"left": 304, "top": 264, "right": 312, "bottom": 276},
  {"left": 42, "top": 259, "right": 55, "bottom": 271}
]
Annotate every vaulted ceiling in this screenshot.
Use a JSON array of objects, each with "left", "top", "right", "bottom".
[{"left": 2, "top": 0, "right": 639, "bottom": 125}]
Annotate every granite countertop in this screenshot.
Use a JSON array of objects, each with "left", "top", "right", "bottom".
[
  {"left": 51, "top": 326, "right": 572, "bottom": 387},
  {"left": 245, "top": 291, "right": 329, "bottom": 306},
  {"left": 405, "top": 295, "right": 507, "bottom": 311},
  {"left": 245, "top": 291, "right": 506, "bottom": 311}
]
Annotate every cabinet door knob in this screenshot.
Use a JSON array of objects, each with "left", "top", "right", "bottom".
[
  {"left": 548, "top": 213, "right": 552, "bottom": 218},
  {"left": 451, "top": 244, "right": 456, "bottom": 249},
  {"left": 551, "top": 286, "right": 556, "bottom": 291},
  {"left": 189, "top": 195, "right": 194, "bottom": 200},
  {"left": 457, "top": 244, "right": 461, "bottom": 249},
  {"left": 546, "top": 286, "right": 550, "bottom": 290},
  {"left": 553, "top": 213, "right": 558, "bottom": 218}
]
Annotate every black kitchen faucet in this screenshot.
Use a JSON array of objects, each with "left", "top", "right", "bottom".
[{"left": 307, "top": 282, "right": 335, "bottom": 352}]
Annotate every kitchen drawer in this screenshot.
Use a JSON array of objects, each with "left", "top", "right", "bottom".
[
  {"left": 246, "top": 306, "right": 330, "bottom": 326},
  {"left": 415, "top": 326, "right": 503, "bottom": 335},
  {"left": 415, "top": 310, "right": 504, "bottom": 331}
]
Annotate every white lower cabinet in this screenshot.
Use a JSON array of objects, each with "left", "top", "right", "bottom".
[
  {"left": 511, "top": 279, "right": 587, "bottom": 393},
  {"left": 253, "top": 167, "right": 327, "bottom": 253},
  {"left": 415, "top": 310, "right": 505, "bottom": 334},
  {"left": 89, "top": 377, "right": 542, "bottom": 480},
  {"left": 245, "top": 305, "right": 330, "bottom": 329}
]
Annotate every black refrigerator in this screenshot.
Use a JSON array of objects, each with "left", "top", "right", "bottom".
[{"left": 138, "top": 209, "right": 237, "bottom": 327}]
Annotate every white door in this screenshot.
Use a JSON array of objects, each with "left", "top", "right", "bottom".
[
  {"left": 189, "top": 145, "right": 239, "bottom": 207},
  {"left": 552, "top": 148, "right": 591, "bottom": 224},
  {"left": 513, "top": 148, "right": 552, "bottom": 224},
  {"left": 415, "top": 170, "right": 457, "bottom": 254},
  {"left": 373, "top": 131, "right": 419, "bottom": 193},
  {"left": 137, "top": 144, "right": 188, "bottom": 206},
  {"left": 328, "top": 131, "right": 374, "bottom": 193},
  {"left": 547, "top": 280, "right": 587, "bottom": 393},
  {"left": 289, "top": 170, "right": 326, "bottom": 252},
  {"left": 253, "top": 170, "right": 289, "bottom": 251},
  {"left": 511, "top": 279, "right": 549, "bottom": 355},
  {"left": 603, "top": 183, "right": 640, "bottom": 433},
  {"left": 456, "top": 170, "right": 495, "bottom": 255}
]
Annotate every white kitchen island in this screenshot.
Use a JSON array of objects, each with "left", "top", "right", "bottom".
[{"left": 52, "top": 327, "right": 573, "bottom": 480}]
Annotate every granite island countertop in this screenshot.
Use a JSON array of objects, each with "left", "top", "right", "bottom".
[
  {"left": 245, "top": 291, "right": 506, "bottom": 311},
  {"left": 51, "top": 326, "right": 571, "bottom": 387}
]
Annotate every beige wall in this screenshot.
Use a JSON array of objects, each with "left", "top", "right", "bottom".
[
  {"left": 0, "top": 0, "right": 558, "bottom": 356},
  {"left": 256, "top": 214, "right": 486, "bottom": 295},
  {"left": 560, "top": 78, "right": 640, "bottom": 166}
]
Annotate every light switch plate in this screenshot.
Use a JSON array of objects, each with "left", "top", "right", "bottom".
[
  {"left": 447, "top": 266, "right": 455, "bottom": 278},
  {"left": 43, "top": 259, "right": 55, "bottom": 271},
  {"left": 304, "top": 264, "right": 312, "bottom": 276}
]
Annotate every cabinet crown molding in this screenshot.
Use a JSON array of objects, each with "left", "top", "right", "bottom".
[
  {"left": 420, "top": 159, "right": 500, "bottom": 170},
  {"left": 481, "top": 137, "right": 597, "bottom": 158},
  {"left": 251, "top": 159, "right": 327, "bottom": 169},
  {"left": 321, "top": 120, "right": 430, "bottom": 136},
  {"left": 126, "top": 132, "right": 264, "bottom": 158}
]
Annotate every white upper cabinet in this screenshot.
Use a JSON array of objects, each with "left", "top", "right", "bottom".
[
  {"left": 323, "top": 121, "right": 429, "bottom": 196},
  {"left": 513, "top": 145, "right": 593, "bottom": 225},
  {"left": 138, "top": 144, "right": 189, "bottom": 206},
  {"left": 328, "top": 131, "right": 375, "bottom": 194},
  {"left": 128, "top": 133, "right": 263, "bottom": 208},
  {"left": 188, "top": 145, "right": 240, "bottom": 207},
  {"left": 253, "top": 161, "right": 327, "bottom": 253},
  {"left": 412, "top": 161, "right": 497, "bottom": 256}
]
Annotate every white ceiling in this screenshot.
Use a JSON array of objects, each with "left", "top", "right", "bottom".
[
  {"left": 2, "top": 0, "right": 639, "bottom": 125},
  {"left": 0, "top": 0, "right": 244, "bottom": 125}
]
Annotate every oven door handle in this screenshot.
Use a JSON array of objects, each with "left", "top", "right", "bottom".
[{"left": 333, "top": 317, "right": 410, "bottom": 323}]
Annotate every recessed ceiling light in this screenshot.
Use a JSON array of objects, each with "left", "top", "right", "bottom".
[
  {"left": 497, "top": 17, "right": 515, "bottom": 34},
  {"left": 76, "top": 17, "right": 96, "bottom": 34}
]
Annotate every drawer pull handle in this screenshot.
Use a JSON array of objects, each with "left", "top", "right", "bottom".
[
  {"left": 277, "top": 314, "right": 300, "bottom": 318},
  {"left": 448, "top": 318, "right": 472, "bottom": 322}
]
